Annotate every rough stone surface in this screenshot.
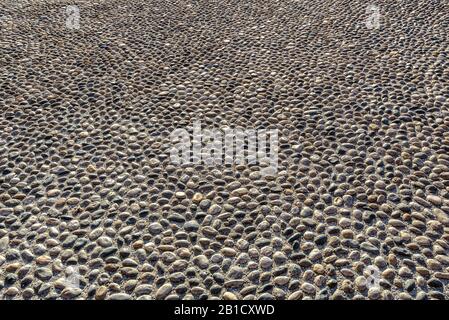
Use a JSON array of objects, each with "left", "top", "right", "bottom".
[{"left": 0, "top": 0, "right": 448, "bottom": 300}]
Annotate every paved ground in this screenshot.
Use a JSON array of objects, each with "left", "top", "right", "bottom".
[{"left": 0, "top": 0, "right": 448, "bottom": 299}]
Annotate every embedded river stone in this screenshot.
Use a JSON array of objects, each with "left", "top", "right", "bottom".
[{"left": 0, "top": 0, "right": 448, "bottom": 301}]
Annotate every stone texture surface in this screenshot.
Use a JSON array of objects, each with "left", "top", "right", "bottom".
[{"left": 0, "top": 0, "right": 448, "bottom": 300}]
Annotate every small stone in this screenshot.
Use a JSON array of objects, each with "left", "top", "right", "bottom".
[
  {"left": 35, "top": 268, "right": 53, "bottom": 280},
  {"left": 355, "top": 276, "right": 368, "bottom": 291},
  {"left": 221, "top": 248, "right": 237, "bottom": 257},
  {"left": 0, "top": 236, "right": 8, "bottom": 252},
  {"left": 5, "top": 287, "right": 19, "bottom": 296},
  {"left": 36, "top": 255, "right": 52, "bottom": 265},
  {"left": 434, "top": 208, "right": 449, "bottom": 226},
  {"left": 427, "top": 259, "right": 442, "bottom": 271},
  {"left": 427, "top": 195, "right": 442, "bottom": 206},
  {"left": 367, "top": 287, "right": 381, "bottom": 299},
  {"left": 108, "top": 293, "right": 132, "bottom": 300},
  {"left": 415, "top": 236, "right": 431, "bottom": 246},
  {"left": 382, "top": 268, "right": 396, "bottom": 279},
  {"left": 361, "top": 242, "right": 379, "bottom": 254},
  {"left": 62, "top": 287, "right": 82, "bottom": 299},
  {"left": 208, "top": 204, "right": 222, "bottom": 215},
  {"left": 184, "top": 220, "right": 199, "bottom": 232},
  {"left": 95, "top": 286, "right": 108, "bottom": 300},
  {"left": 149, "top": 222, "right": 163, "bottom": 235},
  {"left": 341, "top": 229, "right": 354, "bottom": 239},
  {"left": 192, "top": 193, "right": 204, "bottom": 203},
  {"left": 404, "top": 279, "right": 415, "bottom": 292},
  {"left": 193, "top": 255, "right": 209, "bottom": 268},
  {"left": 135, "top": 285, "right": 152, "bottom": 296},
  {"left": 223, "top": 292, "right": 238, "bottom": 300},
  {"left": 434, "top": 272, "right": 449, "bottom": 280},
  {"left": 47, "top": 189, "right": 60, "bottom": 197},
  {"left": 428, "top": 278, "right": 443, "bottom": 288},
  {"left": 260, "top": 257, "right": 272, "bottom": 269},
  {"left": 231, "top": 188, "right": 248, "bottom": 197},
  {"left": 301, "top": 283, "right": 316, "bottom": 295},
  {"left": 274, "top": 276, "right": 289, "bottom": 286},
  {"left": 389, "top": 219, "right": 406, "bottom": 228},
  {"left": 314, "top": 235, "right": 327, "bottom": 245},
  {"left": 288, "top": 290, "right": 303, "bottom": 300}
]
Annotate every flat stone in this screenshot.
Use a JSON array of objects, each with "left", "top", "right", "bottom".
[
  {"left": 223, "top": 292, "right": 238, "bottom": 300},
  {"left": 95, "top": 286, "right": 108, "bottom": 300},
  {"left": 149, "top": 222, "right": 163, "bottom": 235},
  {"left": 301, "top": 283, "right": 316, "bottom": 295},
  {"left": 193, "top": 255, "right": 209, "bottom": 268},
  {"left": 0, "top": 236, "right": 8, "bottom": 252},
  {"left": 35, "top": 268, "right": 53, "bottom": 280},
  {"left": 361, "top": 242, "right": 379, "bottom": 254},
  {"left": 427, "top": 195, "right": 442, "bottom": 206},
  {"left": 108, "top": 293, "right": 132, "bottom": 300}
]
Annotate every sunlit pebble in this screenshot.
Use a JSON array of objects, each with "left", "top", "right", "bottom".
[{"left": 0, "top": 0, "right": 448, "bottom": 300}]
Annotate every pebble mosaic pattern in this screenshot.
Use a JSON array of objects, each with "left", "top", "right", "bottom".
[{"left": 0, "top": 0, "right": 449, "bottom": 300}]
